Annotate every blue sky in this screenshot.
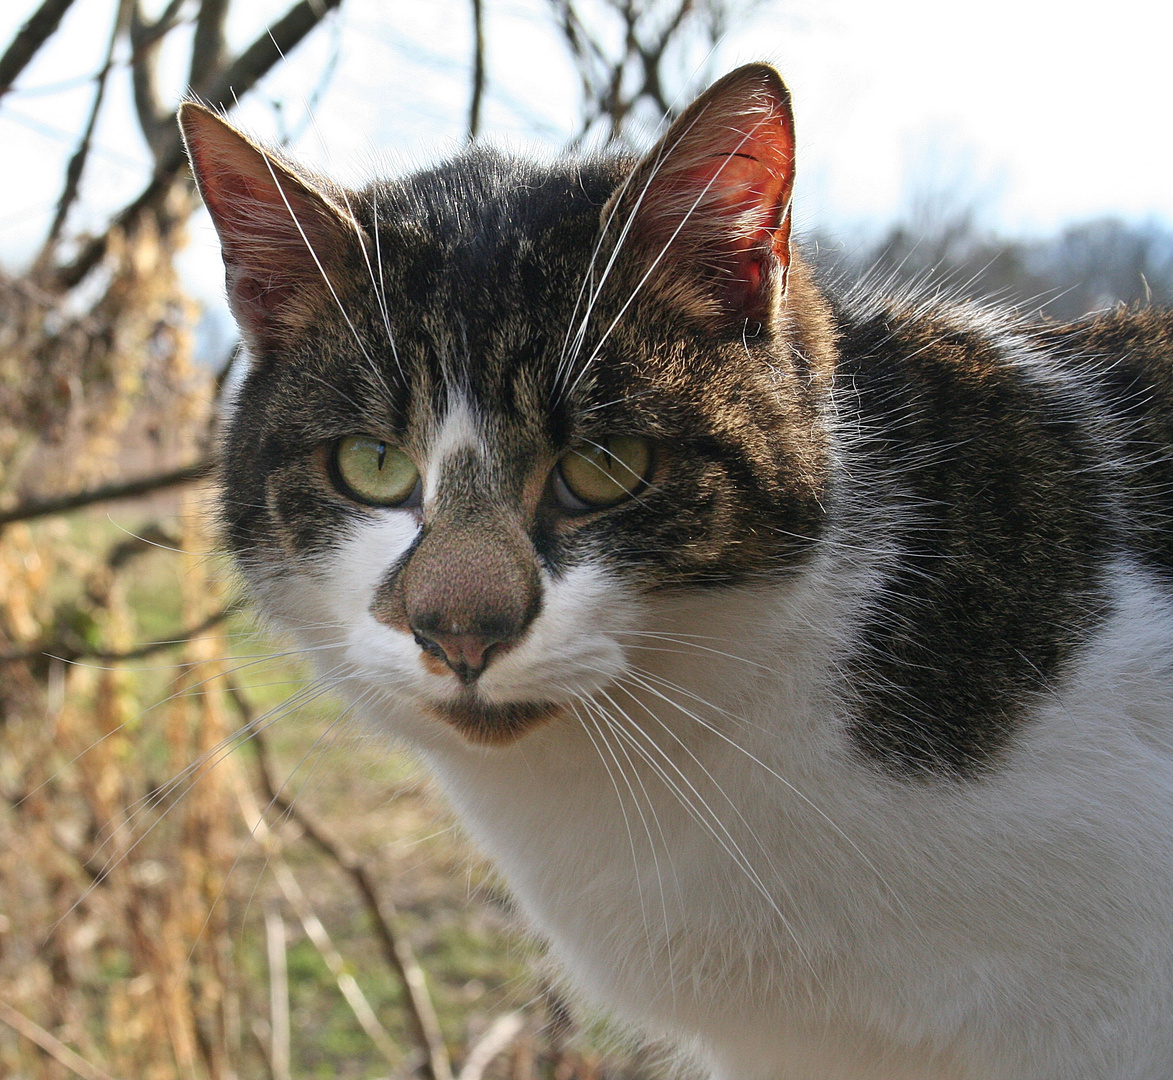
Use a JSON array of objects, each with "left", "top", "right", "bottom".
[{"left": 2, "top": 0, "right": 1171, "bottom": 301}]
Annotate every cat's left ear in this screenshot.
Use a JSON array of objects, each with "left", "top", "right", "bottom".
[
  {"left": 179, "top": 102, "right": 366, "bottom": 357},
  {"left": 607, "top": 63, "right": 795, "bottom": 333}
]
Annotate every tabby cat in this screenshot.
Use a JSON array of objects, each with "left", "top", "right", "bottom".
[{"left": 180, "top": 64, "right": 1173, "bottom": 1080}]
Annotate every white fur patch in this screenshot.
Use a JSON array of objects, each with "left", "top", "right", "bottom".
[
  {"left": 476, "top": 561, "right": 635, "bottom": 704},
  {"left": 423, "top": 396, "right": 481, "bottom": 503},
  {"left": 400, "top": 551, "right": 1173, "bottom": 1080}
]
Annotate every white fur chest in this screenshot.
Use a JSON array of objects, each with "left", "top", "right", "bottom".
[{"left": 394, "top": 561, "right": 1173, "bottom": 1080}]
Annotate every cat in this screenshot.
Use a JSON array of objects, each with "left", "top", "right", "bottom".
[{"left": 179, "top": 63, "right": 1173, "bottom": 1080}]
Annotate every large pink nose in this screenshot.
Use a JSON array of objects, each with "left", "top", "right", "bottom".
[{"left": 371, "top": 502, "right": 542, "bottom": 685}]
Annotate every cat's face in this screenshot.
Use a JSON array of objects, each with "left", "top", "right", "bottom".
[{"left": 182, "top": 65, "right": 837, "bottom": 746}]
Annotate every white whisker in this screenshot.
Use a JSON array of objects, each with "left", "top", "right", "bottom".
[
  {"left": 568, "top": 701, "right": 659, "bottom": 965},
  {"left": 624, "top": 667, "right": 905, "bottom": 915},
  {"left": 575, "top": 694, "right": 680, "bottom": 1003},
  {"left": 591, "top": 684, "right": 817, "bottom": 978}
]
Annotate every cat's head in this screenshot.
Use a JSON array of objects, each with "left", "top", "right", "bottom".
[{"left": 180, "top": 64, "right": 837, "bottom": 746}]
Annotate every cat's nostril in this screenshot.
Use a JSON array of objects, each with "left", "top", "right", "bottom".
[{"left": 412, "top": 626, "right": 505, "bottom": 684}]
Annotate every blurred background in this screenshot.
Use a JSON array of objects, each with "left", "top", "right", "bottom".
[{"left": 0, "top": 2, "right": 1170, "bottom": 1078}]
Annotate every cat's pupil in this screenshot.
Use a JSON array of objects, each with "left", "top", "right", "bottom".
[{"left": 332, "top": 436, "right": 419, "bottom": 507}]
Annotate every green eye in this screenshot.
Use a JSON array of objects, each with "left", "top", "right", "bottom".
[
  {"left": 333, "top": 436, "right": 419, "bottom": 506},
  {"left": 557, "top": 436, "right": 652, "bottom": 509}
]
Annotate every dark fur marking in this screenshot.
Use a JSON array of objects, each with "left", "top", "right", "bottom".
[
  {"left": 835, "top": 303, "right": 1116, "bottom": 776},
  {"left": 1037, "top": 308, "right": 1173, "bottom": 574},
  {"left": 426, "top": 698, "right": 565, "bottom": 745}
]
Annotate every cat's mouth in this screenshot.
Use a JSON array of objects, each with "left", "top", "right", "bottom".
[{"left": 424, "top": 696, "right": 565, "bottom": 745}]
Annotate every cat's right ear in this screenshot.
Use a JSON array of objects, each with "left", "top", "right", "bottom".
[
  {"left": 606, "top": 64, "right": 796, "bottom": 335},
  {"left": 179, "top": 103, "right": 363, "bottom": 356}
]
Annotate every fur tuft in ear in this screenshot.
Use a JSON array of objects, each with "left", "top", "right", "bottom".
[
  {"left": 178, "top": 103, "right": 365, "bottom": 356},
  {"left": 608, "top": 63, "right": 796, "bottom": 333}
]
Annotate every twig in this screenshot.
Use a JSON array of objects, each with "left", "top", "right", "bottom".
[
  {"left": 188, "top": 0, "right": 230, "bottom": 97},
  {"left": 44, "top": 0, "right": 129, "bottom": 249},
  {"left": 466, "top": 0, "right": 485, "bottom": 141},
  {"left": 0, "top": 999, "right": 123, "bottom": 1080},
  {"left": 231, "top": 775, "right": 405, "bottom": 1069},
  {"left": 226, "top": 681, "right": 454, "bottom": 1080},
  {"left": 126, "top": 0, "right": 187, "bottom": 54},
  {"left": 550, "top": 0, "right": 718, "bottom": 145},
  {"left": 0, "top": 459, "right": 212, "bottom": 528},
  {"left": 265, "top": 905, "right": 292, "bottom": 1080},
  {"left": 456, "top": 1013, "right": 525, "bottom": 1080},
  {"left": 54, "top": 173, "right": 170, "bottom": 290},
  {"left": 105, "top": 523, "right": 182, "bottom": 572},
  {"left": 0, "top": 607, "right": 232, "bottom": 666},
  {"left": 197, "top": 0, "right": 345, "bottom": 116},
  {"left": 273, "top": 860, "right": 405, "bottom": 1068},
  {"left": 0, "top": 0, "right": 81, "bottom": 102},
  {"left": 55, "top": 0, "right": 346, "bottom": 290},
  {"left": 249, "top": 1017, "right": 282, "bottom": 1080},
  {"left": 129, "top": 0, "right": 188, "bottom": 159}
]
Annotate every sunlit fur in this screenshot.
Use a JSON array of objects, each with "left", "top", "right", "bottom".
[{"left": 183, "top": 64, "right": 1173, "bottom": 1080}]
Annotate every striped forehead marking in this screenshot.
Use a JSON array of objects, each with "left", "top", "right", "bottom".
[{"left": 423, "top": 396, "right": 482, "bottom": 503}]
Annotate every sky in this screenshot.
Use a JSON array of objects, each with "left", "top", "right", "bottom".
[{"left": 1, "top": 0, "right": 1171, "bottom": 324}]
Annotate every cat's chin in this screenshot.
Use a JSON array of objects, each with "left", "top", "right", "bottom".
[{"left": 424, "top": 696, "right": 566, "bottom": 745}]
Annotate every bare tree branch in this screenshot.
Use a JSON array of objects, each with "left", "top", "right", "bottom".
[
  {"left": 0, "top": 999, "right": 124, "bottom": 1080},
  {"left": 551, "top": 0, "right": 737, "bottom": 146},
  {"left": 270, "top": 858, "right": 406, "bottom": 1069},
  {"left": 54, "top": 174, "right": 169, "bottom": 289},
  {"left": 55, "top": 0, "right": 345, "bottom": 290},
  {"left": 230, "top": 683, "right": 454, "bottom": 1080},
  {"left": 232, "top": 771, "right": 408, "bottom": 1070},
  {"left": 104, "top": 522, "right": 182, "bottom": 572},
  {"left": 0, "top": 607, "right": 231, "bottom": 666},
  {"left": 193, "top": 0, "right": 345, "bottom": 123},
  {"left": 129, "top": 0, "right": 187, "bottom": 159},
  {"left": 0, "top": 459, "right": 212, "bottom": 528},
  {"left": 456, "top": 1013, "right": 525, "bottom": 1080},
  {"left": 264, "top": 906, "right": 293, "bottom": 1080},
  {"left": 0, "top": 0, "right": 81, "bottom": 102},
  {"left": 189, "top": 0, "right": 230, "bottom": 95},
  {"left": 636, "top": 0, "right": 693, "bottom": 116},
  {"left": 466, "top": 0, "right": 485, "bottom": 141},
  {"left": 126, "top": 0, "right": 188, "bottom": 53},
  {"left": 43, "top": 0, "right": 130, "bottom": 250}
]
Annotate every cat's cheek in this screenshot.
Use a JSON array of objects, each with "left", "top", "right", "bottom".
[
  {"left": 302, "top": 511, "right": 432, "bottom": 680},
  {"left": 477, "top": 560, "right": 640, "bottom": 704}
]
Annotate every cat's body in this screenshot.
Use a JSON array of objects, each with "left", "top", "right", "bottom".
[{"left": 181, "top": 65, "right": 1173, "bottom": 1079}]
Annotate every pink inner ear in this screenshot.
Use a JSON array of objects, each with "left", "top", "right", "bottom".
[
  {"left": 677, "top": 144, "right": 793, "bottom": 310},
  {"left": 181, "top": 105, "right": 354, "bottom": 350},
  {"left": 208, "top": 166, "right": 328, "bottom": 327},
  {"left": 624, "top": 68, "right": 797, "bottom": 327}
]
